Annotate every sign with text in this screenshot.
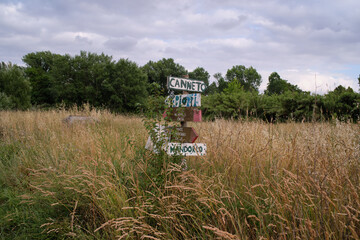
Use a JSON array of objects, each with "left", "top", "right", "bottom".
[
  {"left": 166, "top": 143, "right": 207, "bottom": 156},
  {"left": 165, "top": 93, "right": 201, "bottom": 108},
  {"left": 167, "top": 77, "right": 206, "bottom": 93},
  {"left": 167, "top": 127, "right": 198, "bottom": 143},
  {"left": 163, "top": 107, "right": 202, "bottom": 122}
]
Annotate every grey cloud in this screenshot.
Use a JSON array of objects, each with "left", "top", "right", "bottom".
[
  {"left": 75, "top": 35, "right": 92, "bottom": 45},
  {"left": 104, "top": 37, "right": 138, "bottom": 51},
  {"left": 1, "top": 0, "right": 359, "bottom": 92}
]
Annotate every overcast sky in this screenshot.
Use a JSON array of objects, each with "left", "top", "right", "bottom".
[{"left": 1, "top": 0, "right": 359, "bottom": 93}]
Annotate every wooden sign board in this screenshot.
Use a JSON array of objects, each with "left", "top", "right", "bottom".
[
  {"left": 167, "top": 77, "right": 206, "bottom": 93},
  {"left": 166, "top": 93, "right": 201, "bottom": 108},
  {"left": 166, "top": 127, "right": 198, "bottom": 143},
  {"left": 163, "top": 107, "right": 202, "bottom": 122},
  {"left": 166, "top": 143, "right": 207, "bottom": 156}
]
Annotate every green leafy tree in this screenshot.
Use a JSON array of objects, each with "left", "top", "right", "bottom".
[
  {"left": 206, "top": 82, "right": 218, "bottom": 95},
  {"left": 189, "top": 67, "right": 209, "bottom": 86},
  {"left": 259, "top": 94, "right": 282, "bottom": 122},
  {"left": 225, "top": 65, "right": 262, "bottom": 92},
  {"left": 324, "top": 85, "right": 360, "bottom": 121},
  {"left": 265, "top": 72, "right": 302, "bottom": 95},
  {"left": 142, "top": 58, "right": 187, "bottom": 95},
  {"left": 23, "top": 51, "right": 114, "bottom": 108},
  {"left": 0, "top": 62, "right": 31, "bottom": 110},
  {"left": 224, "top": 78, "right": 243, "bottom": 94},
  {"left": 23, "top": 51, "right": 61, "bottom": 106},
  {"left": 103, "top": 59, "right": 148, "bottom": 112},
  {"left": 71, "top": 51, "right": 113, "bottom": 107},
  {"left": 214, "top": 72, "right": 227, "bottom": 93},
  {"left": 280, "top": 91, "right": 315, "bottom": 121},
  {"left": 189, "top": 67, "right": 210, "bottom": 94}
]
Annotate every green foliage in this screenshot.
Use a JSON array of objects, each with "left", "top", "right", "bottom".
[
  {"left": 265, "top": 72, "right": 302, "bottom": 95},
  {"left": 23, "top": 51, "right": 61, "bottom": 106},
  {"left": 104, "top": 58, "right": 148, "bottom": 112},
  {"left": 71, "top": 51, "right": 113, "bottom": 107},
  {"left": 189, "top": 67, "right": 210, "bottom": 86},
  {"left": 0, "top": 92, "right": 14, "bottom": 110},
  {"left": 142, "top": 58, "right": 187, "bottom": 95},
  {"left": 203, "top": 87, "right": 360, "bottom": 123},
  {"left": 22, "top": 51, "right": 147, "bottom": 112},
  {"left": 212, "top": 72, "right": 227, "bottom": 93},
  {"left": 189, "top": 67, "right": 210, "bottom": 94},
  {"left": 202, "top": 90, "right": 258, "bottom": 120},
  {"left": 226, "top": 65, "right": 262, "bottom": 92},
  {"left": 2, "top": 51, "right": 358, "bottom": 122},
  {"left": 0, "top": 62, "right": 31, "bottom": 110},
  {"left": 323, "top": 85, "right": 360, "bottom": 122}
]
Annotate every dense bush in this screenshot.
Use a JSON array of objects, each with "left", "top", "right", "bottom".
[
  {"left": 0, "top": 62, "right": 31, "bottom": 110},
  {"left": 1, "top": 51, "right": 359, "bottom": 122}
]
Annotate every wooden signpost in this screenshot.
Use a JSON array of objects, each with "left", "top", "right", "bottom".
[
  {"left": 167, "top": 77, "right": 206, "bottom": 93},
  {"left": 166, "top": 126, "right": 198, "bottom": 143},
  {"left": 163, "top": 107, "right": 202, "bottom": 122},
  {"left": 146, "top": 76, "right": 206, "bottom": 158},
  {"left": 164, "top": 75, "right": 206, "bottom": 157},
  {"left": 165, "top": 93, "right": 201, "bottom": 108},
  {"left": 166, "top": 143, "right": 207, "bottom": 156}
]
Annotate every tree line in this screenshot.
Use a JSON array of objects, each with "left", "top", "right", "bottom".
[{"left": 1, "top": 51, "right": 359, "bottom": 122}]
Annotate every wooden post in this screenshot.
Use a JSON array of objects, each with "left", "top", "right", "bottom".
[
  {"left": 181, "top": 74, "right": 189, "bottom": 128},
  {"left": 164, "top": 75, "right": 207, "bottom": 157},
  {"left": 147, "top": 75, "right": 206, "bottom": 157},
  {"left": 181, "top": 75, "right": 189, "bottom": 170}
]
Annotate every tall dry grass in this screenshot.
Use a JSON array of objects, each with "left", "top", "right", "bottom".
[{"left": 0, "top": 109, "right": 359, "bottom": 239}]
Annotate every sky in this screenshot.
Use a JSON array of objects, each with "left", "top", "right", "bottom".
[{"left": 1, "top": 0, "right": 359, "bottom": 93}]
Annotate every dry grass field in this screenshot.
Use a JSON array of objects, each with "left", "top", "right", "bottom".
[{"left": 0, "top": 108, "right": 359, "bottom": 239}]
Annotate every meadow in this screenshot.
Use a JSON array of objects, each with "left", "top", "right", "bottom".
[{"left": 0, "top": 108, "right": 359, "bottom": 239}]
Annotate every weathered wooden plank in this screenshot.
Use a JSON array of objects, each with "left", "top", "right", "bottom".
[
  {"left": 163, "top": 107, "right": 202, "bottom": 122},
  {"left": 166, "top": 127, "right": 198, "bottom": 143},
  {"left": 167, "top": 76, "right": 206, "bottom": 93},
  {"left": 165, "top": 93, "right": 201, "bottom": 108},
  {"left": 166, "top": 143, "right": 207, "bottom": 156}
]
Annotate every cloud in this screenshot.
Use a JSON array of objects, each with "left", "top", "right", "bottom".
[
  {"left": 104, "top": 37, "right": 138, "bottom": 51},
  {"left": 0, "top": 0, "right": 359, "bottom": 92}
]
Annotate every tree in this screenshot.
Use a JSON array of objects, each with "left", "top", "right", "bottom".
[
  {"left": 142, "top": 58, "right": 187, "bottom": 95},
  {"left": 0, "top": 62, "right": 31, "bottom": 110},
  {"left": 23, "top": 51, "right": 115, "bottom": 108},
  {"left": 323, "top": 85, "right": 360, "bottom": 121},
  {"left": 225, "top": 65, "right": 262, "bottom": 92},
  {"left": 265, "top": 72, "right": 302, "bottom": 95},
  {"left": 206, "top": 82, "right": 218, "bottom": 95},
  {"left": 23, "top": 51, "right": 61, "bottom": 106},
  {"left": 71, "top": 51, "right": 113, "bottom": 107},
  {"left": 358, "top": 74, "right": 360, "bottom": 92},
  {"left": 214, "top": 72, "right": 227, "bottom": 93},
  {"left": 189, "top": 67, "right": 210, "bottom": 93},
  {"left": 102, "top": 59, "right": 148, "bottom": 112}
]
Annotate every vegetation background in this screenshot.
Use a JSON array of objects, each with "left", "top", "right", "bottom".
[
  {"left": 1, "top": 108, "right": 359, "bottom": 239},
  {"left": 1, "top": 51, "right": 359, "bottom": 122},
  {"left": 0, "top": 51, "right": 360, "bottom": 239}
]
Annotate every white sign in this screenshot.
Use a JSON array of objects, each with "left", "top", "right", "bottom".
[
  {"left": 167, "top": 77, "right": 206, "bottom": 93},
  {"left": 165, "top": 93, "right": 201, "bottom": 108},
  {"left": 166, "top": 143, "right": 207, "bottom": 156}
]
